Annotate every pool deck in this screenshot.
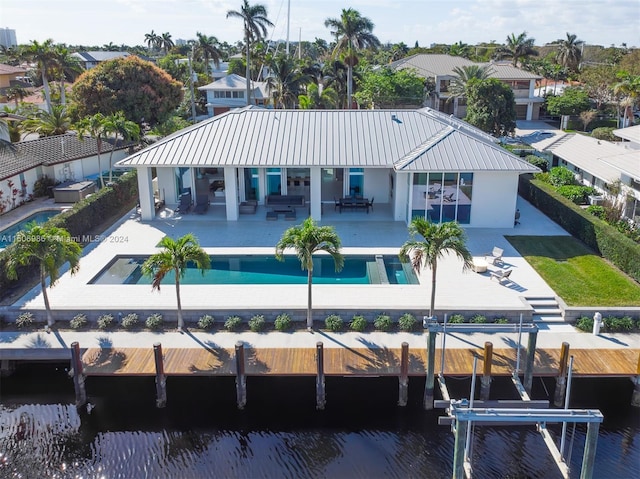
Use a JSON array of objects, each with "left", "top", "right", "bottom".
[{"left": 4, "top": 196, "right": 565, "bottom": 315}]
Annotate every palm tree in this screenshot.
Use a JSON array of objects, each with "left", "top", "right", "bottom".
[
  {"left": 555, "top": 33, "right": 583, "bottom": 72},
  {"left": 275, "top": 217, "right": 343, "bottom": 330},
  {"left": 194, "top": 32, "right": 222, "bottom": 78},
  {"left": 448, "top": 64, "right": 493, "bottom": 103},
  {"left": 22, "top": 39, "right": 56, "bottom": 113},
  {"left": 52, "top": 45, "right": 82, "bottom": 105},
  {"left": 144, "top": 30, "right": 161, "bottom": 53},
  {"left": 324, "top": 8, "right": 380, "bottom": 109},
  {"left": 160, "top": 32, "right": 175, "bottom": 55},
  {"left": 227, "top": 1, "right": 274, "bottom": 105},
  {"left": 448, "top": 41, "right": 472, "bottom": 59},
  {"left": 266, "top": 54, "right": 310, "bottom": 108},
  {"left": 21, "top": 104, "right": 71, "bottom": 137},
  {"left": 494, "top": 32, "right": 538, "bottom": 67},
  {"left": 613, "top": 72, "right": 640, "bottom": 127},
  {"left": 399, "top": 218, "right": 473, "bottom": 319},
  {"left": 75, "top": 113, "right": 108, "bottom": 187},
  {"left": 5, "top": 85, "right": 28, "bottom": 107},
  {"left": 142, "top": 234, "right": 210, "bottom": 331},
  {"left": 299, "top": 83, "right": 338, "bottom": 109},
  {"left": 6, "top": 224, "right": 81, "bottom": 328},
  {"left": 104, "top": 111, "right": 140, "bottom": 182}
]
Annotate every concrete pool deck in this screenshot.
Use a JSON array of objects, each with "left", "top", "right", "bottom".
[{"left": 4, "top": 196, "right": 568, "bottom": 318}]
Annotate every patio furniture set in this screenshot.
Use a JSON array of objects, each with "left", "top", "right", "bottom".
[
  {"left": 472, "top": 247, "right": 513, "bottom": 285},
  {"left": 265, "top": 194, "right": 305, "bottom": 221},
  {"left": 334, "top": 197, "right": 374, "bottom": 213}
]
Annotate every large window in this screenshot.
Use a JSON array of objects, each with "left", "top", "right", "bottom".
[
  {"left": 348, "top": 168, "right": 364, "bottom": 197},
  {"left": 243, "top": 168, "right": 259, "bottom": 201},
  {"left": 266, "top": 168, "right": 282, "bottom": 195},
  {"left": 411, "top": 172, "right": 473, "bottom": 224}
]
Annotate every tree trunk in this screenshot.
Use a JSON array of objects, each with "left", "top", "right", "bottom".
[
  {"left": 175, "top": 275, "right": 184, "bottom": 330},
  {"left": 41, "top": 69, "right": 52, "bottom": 114},
  {"left": 108, "top": 135, "right": 117, "bottom": 183},
  {"left": 59, "top": 79, "right": 66, "bottom": 105},
  {"left": 97, "top": 139, "right": 104, "bottom": 188},
  {"left": 347, "top": 65, "right": 353, "bottom": 110},
  {"left": 41, "top": 266, "right": 53, "bottom": 327},
  {"left": 307, "top": 268, "right": 313, "bottom": 329},
  {"left": 429, "top": 262, "right": 437, "bottom": 319}
]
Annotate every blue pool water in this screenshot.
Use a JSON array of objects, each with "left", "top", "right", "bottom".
[
  {"left": 0, "top": 210, "right": 61, "bottom": 248},
  {"left": 90, "top": 255, "right": 418, "bottom": 285}
]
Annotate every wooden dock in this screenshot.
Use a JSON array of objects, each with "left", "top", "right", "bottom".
[{"left": 80, "top": 346, "right": 640, "bottom": 378}]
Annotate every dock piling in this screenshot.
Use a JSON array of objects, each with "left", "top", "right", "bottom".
[
  {"left": 554, "top": 342, "right": 570, "bottom": 407},
  {"left": 631, "top": 352, "right": 640, "bottom": 407},
  {"left": 452, "top": 402, "right": 469, "bottom": 479},
  {"left": 524, "top": 329, "right": 538, "bottom": 394},
  {"left": 398, "top": 342, "right": 409, "bottom": 406},
  {"left": 235, "top": 341, "right": 247, "bottom": 409},
  {"left": 316, "top": 341, "right": 326, "bottom": 410},
  {"left": 70, "top": 342, "right": 87, "bottom": 410},
  {"left": 580, "top": 421, "right": 600, "bottom": 479},
  {"left": 153, "top": 343, "right": 167, "bottom": 408},
  {"left": 424, "top": 329, "right": 437, "bottom": 410},
  {"left": 480, "top": 342, "right": 493, "bottom": 400}
]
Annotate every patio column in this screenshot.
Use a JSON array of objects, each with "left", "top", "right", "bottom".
[
  {"left": 309, "top": 167, "right": 321, "bottom": 221},
  {"left": 137, "top": 167, "right": 154, "bottom": 221},
  {"left": 224, "top": 167, "right": 239, "bottom": 221}
]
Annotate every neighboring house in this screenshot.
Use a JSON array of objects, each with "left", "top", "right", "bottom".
[
  {"left": 0, "top": 63, "right": 28, "bottom": 102},
  {"left": 117, "top": 106, "right": 538, "bottom": 226},
  {"left": 198, "top": 73, "right": 269, "bottom": 116},
  {"left": 70, "top": 51, "right": 155, "bottom": 69},
  {"left": 388, "top": 54, "right": 543, "bottom": 121},
  {"left": 0, "top": 133, "right": 133, "bottom": 214},
  {"left": 530, "top": 128, "right": 640, "bottom": 222}
]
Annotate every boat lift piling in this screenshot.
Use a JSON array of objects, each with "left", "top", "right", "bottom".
[
  {"left": 235, "top": 341, "right": 247, "bottom": 409},
  {"left": 480, "top": 342, "right": 492, "bottom": 400},
  {"left": 70, "top": 341, "right": 87, "bottom": 410},
  {"left": 153, "top": 342, "right": 167, "bottom": 408},
  {"left": 554, "top": 342, "right": 570, "bottom": 407},
  {"left": 398, "top": 342, "right": 409, "bottom": 406},
  {"left": 316, "top": 341, "right": 326, "bottom": 410},
  {"left": 631, "top": 352, "right": 640, "bottom": 407}
]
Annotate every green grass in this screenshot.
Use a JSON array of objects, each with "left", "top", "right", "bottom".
[{"left": 505, "top": 236, "right": 640, "bottom": 306}]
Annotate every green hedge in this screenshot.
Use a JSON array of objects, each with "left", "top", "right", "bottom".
[
  {"left": 0, "top": 171, "right": 138, "bottom": 299},
  {"left": 519, "top": 175, "right": 640, "bottom": 282}
]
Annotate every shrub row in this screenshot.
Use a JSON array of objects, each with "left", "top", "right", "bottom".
[
  {"left": 447, "top": 314, "right": 509, "bottom": 324},
  {"left": 519, "top": 175, "right": 640, "bottom": 282},
  {"left": 575, "top": 315, "right": 639, "bottom": 332}
]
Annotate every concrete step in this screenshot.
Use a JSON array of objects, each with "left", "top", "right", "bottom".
[
  {"left": 533, "top": 314, "right": 567, "bottom": 323},
  {"left": 531, "top": 307, "right": 563, "bottom": 315},
  {"left": 526, "top": 299, "right": 558, "bottom": 307}
]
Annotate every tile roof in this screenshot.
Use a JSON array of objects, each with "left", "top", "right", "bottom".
[
  {"left": 0, "top": 133, "right": 132, "bottom": 180},
  {"left": 117, "top": 106, "right": 538, "bottom": 174},
  {"left": 0, "top": 63, "right": 26, "bottom": 75}
]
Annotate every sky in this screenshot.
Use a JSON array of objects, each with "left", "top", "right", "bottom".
[{"left": 2, "top": 0, "right": 639, "bottom": 49}]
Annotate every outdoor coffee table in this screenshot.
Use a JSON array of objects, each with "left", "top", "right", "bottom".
[{"left": 472, "top": 258, "right": 488, "bottom": 273}]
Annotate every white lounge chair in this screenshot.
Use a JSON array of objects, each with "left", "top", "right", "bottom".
[
  {"left": 485, "top": 247, "right": 504, "bottom": 265},
  {"left": 490, "top": 269, "right": 512, "bottom": 283}
]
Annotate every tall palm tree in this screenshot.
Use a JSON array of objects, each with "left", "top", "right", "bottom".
[
  {"left": 613, "top": 72, "right": 640, "bottom": 127},
  {"left": 275, "top": 217, "right": 343, "bottom": 330},
  {"left": 142, "top": 234, "right": 210, "bottom": 332},
  {"left": 299, "top": 83, "right": 338, "bottom": 109},
  {"left": 144, "top": 30, "right": 161, "bottom": 53},
  {"left": 6, "top": 224, "right": 81, "bottom": 328},
  {"left": 104, "top": 111, "right": 140, "bottom": 182},
  {"left": 266, "top": 54, "right": 310, "bottom": 108},
  {"left": 160, "top": 32, "right": 175, "bottom": 55},
  {"left": 448, "top": 65, "right": 493, "bottom": 99},
  {"left": 52, "top": 45, "right": 82, "bottom": 105},
  {"left": 323, "top": 59, "right": 349, "bottom": 108},
  {"left": 21, "top": 104, "right": 71, "bottom": 137},
  {"left": 555, "top": 32, "right": 583, "bottom": 72},
  {"left": 227, "top": 1, "right": 274, "bottom": 105},
  {"left": 5, "top": 85, "right": 28, "bottom": 107},
  {"left": 22, "top": 39, "right": 56, "bottom": 113},
  {"left": 194, "top": 32, "right": 223, "bottom": 78},
  {"left": 399, "top": 218, "right": 473, "bottom": 319},
  {"left": 75, "top": 112, "right": 108, "bottom": 187},
  {"left": 448, "top": 41, "right": 472, "bottom": 59},
  {"left": 324, "top": 8, "right": 380, "bottom": 109},
  {"left": 494, "top": 32, "right": 538, "bottom": 67}
]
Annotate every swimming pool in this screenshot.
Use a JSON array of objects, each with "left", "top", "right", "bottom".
[
  {"left": 0, "top": 210, "right": 62, "bottom": 248},
  {"left": 90, "top": 255, "right": 419, "bottom": 285}
]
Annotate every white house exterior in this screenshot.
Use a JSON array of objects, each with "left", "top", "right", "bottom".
[
  {"left": 198, "top": 74, "right": 269, "bottom": 116},
  {"left": 0, "top": 133, "right": 132, "bottom": 214},
  {"left": 117, "top": 107, "right": 538, "bottom": 227},
  {"left": 388, "top": 54, "right": 544, "bottom": 121}
]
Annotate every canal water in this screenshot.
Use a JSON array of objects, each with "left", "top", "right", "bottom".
[{"left": 0, "top": 364, "right": 638, "bottom": 478}]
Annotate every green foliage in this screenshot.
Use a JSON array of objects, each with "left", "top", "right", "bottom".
[
  {"left": 228, "top": 58, "right": 245, "bottom": 75},
  {"left": 603, "top": 315, "right": 634, "bottom": 332},
  {"left": 70, "top": 314, "right": 88, "bottom": 329},
  {"left": 350, "top": 314, "right": 367, "bottom": 332},
  {"left": 354, "top": 66, "right": 424, "bottom": 108},
  {"left": 586, "top": 205, "right": 606, "bottom": 219},
  {"left": 374, "top": 314, "right": 393, "bottom": 331},
  {"left": 470, "top": 314, "right": 487, "bottom": 324},
  {"left": 224, "top": 315, "right": 242, "bottom": 331},
  {"left": 325, "top": 314, "right": 343, "bottom": 332},
  {"left": 549, "top": 167, "right": 576, "bottom": 187},
  {"left": 149, "top": 116, "right": 191, "bottom": 137},
  {"left": 197, "top": 314, "right": 215, "bottom": 330},
  {"left": 464, "top": 78, "right": 516, "bottom": 136},
  {"left": 494, "top": 318, "right": 510, "bottom": 324},
  {"left": 545, "top": 88, "right": 591, "bottom": 116},
  {"left": 448, "top": 314, "right": 465, "bottom": 323},
  {"left": 557, "top": 185, "right": 595, "bottom": 204},
  {"left": 525, "top": 155, "right": 548, "bottom": 172},
  {"left": 145, "top": 313, "right": 163, "bottom": 330},
  {"left": 32, "top": 175, "right": 55, "bottom": 198},
  {"left": 274, "top": 313, "right": 292, "bottom": 331},
  {"left": 575, "top": 316, "right": 593, "bottom": 331},
  {"left": 121, "top": 313, "right": 139, "bottom": 329},
  {"left": 97, "top": 314, "right": 115, "bottom": 330},
  {"left": 72, "top": 56, "right": 183, "bottom": 126},
  {"left": 249, "top": 314, "right": 266, "bottom": 332},
  {"left": 591, "top": 127, "right": 616, "bottom": 141},
  {"left": 16, "top": 312, "right": 34, "bottom": 328},
  {"left": 533, "top": 172, "right": 551, "bottom": 183},
  {"left": 156, "top": 53, "right": 189, "bottom": 81},
  {"left": 518, "top": 176, "right": 640, "bottom": 282},
  {"left": 398, "top": 313, "right": 417, "bottom": 331}
]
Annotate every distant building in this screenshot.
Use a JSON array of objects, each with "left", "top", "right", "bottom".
[
  {"left": 0, "top": 28, "right": 17, "bottom": 48},
  {"left": 71, "top": 51, "right": 131, "bottom": 69},
  {"left": 198, "top": 73, "right": 269, "bottom": 116}
]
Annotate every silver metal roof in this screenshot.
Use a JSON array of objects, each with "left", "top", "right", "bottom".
[
  {"left": 117, "top": 107, "right": 537, "bottom": 173},
  {"left": 613, "top": 125, "right": 640, "bottom": 144}
]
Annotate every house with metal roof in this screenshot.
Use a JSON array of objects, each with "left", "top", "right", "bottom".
[
  {"left": 0, "top": 133, "right": 132, "bottom": 213},
  {"left": 388, "top": 54, "right": 543, "bottom": 121},
  {"left": 198, "top": 74, "right": 269, "bottom": 117},
  {"left": 117, "top": 106, "right": 538, "bottom": 227}
]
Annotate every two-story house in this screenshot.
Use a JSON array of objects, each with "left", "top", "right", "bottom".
[{"left": 198, "top": 73, "right": 269, "bottom": 117}]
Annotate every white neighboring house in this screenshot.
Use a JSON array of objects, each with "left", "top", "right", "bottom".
[
  {"left": 198, "top": 74, "right": 269, "bottom": 117},
  {"left": 0, "top": 133, "right": 132, "bottom": 214},
  {"left": 117, "top": 106, "right": 538, "bottom": 226},
  {"left": 71, "top": 51, "right": 131, "bottom": 69}
]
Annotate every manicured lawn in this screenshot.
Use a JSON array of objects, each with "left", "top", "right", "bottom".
[{"left": 505, "top": 236, "right": 640, "bottom": 306}]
